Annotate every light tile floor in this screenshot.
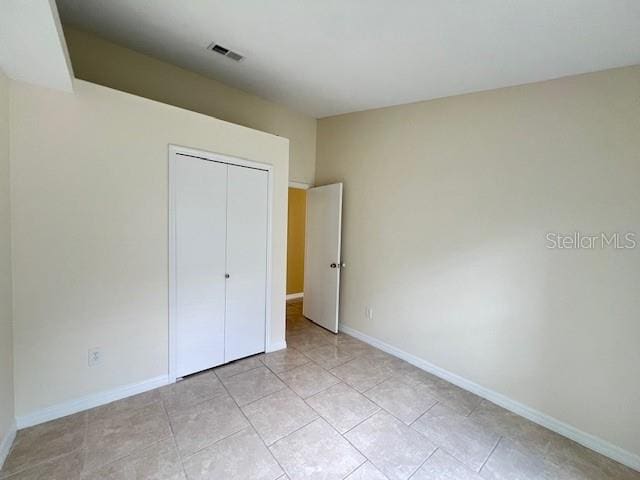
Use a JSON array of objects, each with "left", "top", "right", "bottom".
[{"left": 1, "top": 300, "right": 638, "bottom": 479}]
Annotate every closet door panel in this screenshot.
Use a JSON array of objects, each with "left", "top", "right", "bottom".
[
  {"left": 225, "top": 166, "right": 268, "bottom": 362},
  {"left": 175, "top": 157, "right": 227, "bottom": 376}
]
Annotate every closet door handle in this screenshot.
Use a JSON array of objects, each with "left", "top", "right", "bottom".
[
  {"left": 330, "top": 263, "right": 337, "bottom": 268},
  {"left": 225, "top": 273, "right": 230, "bottom": 278}
]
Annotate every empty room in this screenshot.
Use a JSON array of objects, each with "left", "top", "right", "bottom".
[{"left": 1, "top": 1, "right": 639, "bottom": 479}]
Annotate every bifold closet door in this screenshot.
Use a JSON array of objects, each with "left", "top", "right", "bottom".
[
  {"left": 175, "top": 156, "right": 227, "bottom": 377},
  {"left": 225, "top": 165, "right": 268, "bottom": 362}
]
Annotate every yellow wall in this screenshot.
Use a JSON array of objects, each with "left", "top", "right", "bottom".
[
  {"left": 62, "top": 27, "right": 317, "bottom": 185},
  {"left": 287, "top": 188, "right": 306, "bottom": 294}
]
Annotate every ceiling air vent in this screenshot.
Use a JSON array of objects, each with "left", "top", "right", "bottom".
[{"left": 207, "top": 42, "right": 244, "bottom": 62}]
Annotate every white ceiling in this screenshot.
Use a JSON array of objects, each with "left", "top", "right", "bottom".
[
  {"left": 1, "top": 0, "right": 73, "bottom": 92},
  {"left": 57, "top": 0, "right": 640, "bottom": 118}
]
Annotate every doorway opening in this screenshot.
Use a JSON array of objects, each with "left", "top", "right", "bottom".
[{"left": 286, "top": 187, "right": 307, "bottom": 302}]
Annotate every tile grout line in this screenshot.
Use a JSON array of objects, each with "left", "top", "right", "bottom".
[
  {"left": 273, "top": 365, "right": 342, "bottom": 400},
  {"left": 313, "top": 413, "right": 371, "bottom": 479},
  {"left": 479, "top": 435, "right": 503, "bottom": 474},
  {"left": 407, "top": 444, "right": 441, "bottom": 480},
  {"left": 84, "top": 404, "right": 174, "bottom": 475},
  {"left": 8, "top": 309, "right": 628, "bottom": 479},
  {"left": 172, "top": 378, "right": 255, "bottom": 465},
  {"left": 216, "top": 371, "right": 289, "bottom": 479},
  {"left": 407, "top": 446, "right": 439, "bottom": 480},
  {"left": 408, "top": 400, "right": 440, "bottom": 428},
  {"left": 340, "top": 407, "right": 382, "bottom": 437},
  {"left": 158, "top": 395, "right": 190, "bottom": 478},
  {"left": 339, "top": 457, "right": 368, "bottom": 480},
  {"left": 0, "top": 412, "right": 90, "bottom": 479},
  {"left": 241, "top": 389, "right": 320, "bottom": 447}
]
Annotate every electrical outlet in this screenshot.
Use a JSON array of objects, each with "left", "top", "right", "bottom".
[{"left": 88, "top": 347, "right": 101, "bottom": 367}]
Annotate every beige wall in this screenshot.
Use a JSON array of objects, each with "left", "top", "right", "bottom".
[
  {"left": 10, "top": 79, "right": 289, "bottom": 419},
  {"left": 316, "top": 66, "right": 640, "bottom": 458},
  {"left": 63, "top": 27, "right": 316, "bottom": 185},
  {"left": 0, "top": 71, "right": 15, "bottom": 455},
  {"left": 287, "top": 188, "right": 306, "bottom": 294}
]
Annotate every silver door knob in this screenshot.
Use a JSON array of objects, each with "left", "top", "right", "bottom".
[
  {"left": 225, "top": 273, "right": 230, "bottom": 278},
  {"left": 330, "top": 263, "right": 337, "bottom": 268}
]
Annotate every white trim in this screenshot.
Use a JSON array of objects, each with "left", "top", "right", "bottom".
[
  {"left": 0, "top": 420, "right": 16, "bottom": 469},
  {"left": 15, "top": 375, "right": 169, "bottom": 429},
  {"left": 339, "top": 323, "right": 640, "bottom": 473},
  {"left": 288, "top": 181, "right": 312, "bottom": 190},
  {"left": 168, "top": 144, "right": 275, "bottom": 383},
  {"left": 267, "top": 340, "right": 287, "bottom": 352},
  {"left": 286, "top": 292, "right": 304, "bottom": 300}
]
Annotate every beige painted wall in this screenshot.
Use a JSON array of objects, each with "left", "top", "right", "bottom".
[
  {"left": 10, "top": 79, "right": 289, "bottom": 418},
  {"left": 0, "top": 71, "right": 15, "bottom": 453},
  {"left": 287, "top": 188, "right": 306, "bottom": 294},
  {"left": 63, "top": 27, "right": 316, "bottom": 185},
  {"left": 316, "top": 66, "right": 640, "bottom": 457}
]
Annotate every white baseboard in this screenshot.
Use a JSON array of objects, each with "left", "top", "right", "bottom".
[
  {"left": 339, "top": 323, "right": 640, "bottom": 473},
  {"left": 286, "top": 292, "right": 304, "bottom": 301},
  {"left": 288, "top": 181, "right": 312, "bottom": 190},
  {"left": 0, "top": 420, "right": 17, "bottom": 470},
  {"left": 268, "top": 340, "right": 287, "bottom": 352},
  {"left": 15, "top": 375, "right": 169, "bottom": 429}
]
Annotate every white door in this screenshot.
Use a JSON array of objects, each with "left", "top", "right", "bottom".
[
  {"left": 303, "top": 183, "right": 343, "bottom": 333},
  {"left": 174, "top": 156, "right": 227, "bottom": 377},
  {"left": 225, "top": 165, "right": 268, "bottom": 361}
]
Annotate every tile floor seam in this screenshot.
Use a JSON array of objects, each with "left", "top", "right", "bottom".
[
  {"left": 243, "top": 393, "right": 320, "bottom": 447},
  {"left": 168, "top": 376, "right": 257, "bottom": 461},
  {"left": 300, "top": 349, "right": 357, "bottom": 370},
  {"left": 88, "top": 431, "right": 175, "bottom": 474},
  {"left": 260, "top": 354, "right": 312, "bottom": 375},
  {"left": 6, "top": 305, "right": 639, "bottom": 480},
  {"left": 214, "top": 363, "right": 264, "bottom": 382},
  {"left": 339, "top": 407, "right": 382, "bottom": 436},
  {"left": 478, "top": 435, "right": 503, "bottom": 474},
  {"left": 361, "top": 380, "right": 440, "bottom": 426},
  {"left": 161, "top": 386, "right": 229, "bottom": 418},
  {"left": 80, "top": 412, "right": 89, "bottom": 476},
  {"left": 80, "top": 436, "right": 171, "bottom": 477},
  {"left": 360, "top": 393, "right": 423, "bottom": 428},
  {"left": 215, "top": 372, "right": 287, "bottom": 478},
  {"left": 339, "top": 457, "right": 369, "bottom": 480},
  {"left": 158, "top": 397, "right": 185, "bottom": 465},
  {"left": 406, "top": 446, "right": 439, "bottom": 480},
  {"left": 179, "top": 425, "right": 253, "bottom": 464},
  {"left": 315, "top": 416, "right": 373, "bottom": 476},
  {"left": 408, "top": 401, "right": 440, "bottom": 428},
  {"left": 266, "top": 416, "right": 328, "bottom": 451},
  {"left": 0, "top": 411, "right": 88, "bottom": 479},
  {"left": 408, "top": 408, "right": 472, "bottom": 470},
  {"left": 263, "top": 362, "right": 311, "bottom": 376},
  {"left": 341, "top": 434, "right": 386, "bottom": 480},
  {"left": 168, "top": 433, "right": 190, "bottom": 480},
  {"left": 309, "top": 355, "right": 357, "bottom": 371},
  {"left": 0, "top": 446, "right": 85, "bottom": 480},
  {"left": 247, "top": 424, "right": 289, "bottom": 479},
  {"left": 233, "top": 382, "right": 288, "bottom": 409},
  {"left": 274, "top": 367, "right": 342, "bottom": 399}
]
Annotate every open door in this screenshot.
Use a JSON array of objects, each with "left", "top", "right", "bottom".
[{"left": 303, "top": 183, "right": 343, "bottom": 333}]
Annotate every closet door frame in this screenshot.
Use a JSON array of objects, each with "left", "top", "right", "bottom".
[{"left": 168, "top": 144, "right": 274, "bottom": 383}]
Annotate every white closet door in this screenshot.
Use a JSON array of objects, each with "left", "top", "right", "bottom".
[
  {"left": 175, "top": 157, "right": 227, "bottom": 377},
  {"left": 225, "top": 165, "right": 268, "bottom": 362}
]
